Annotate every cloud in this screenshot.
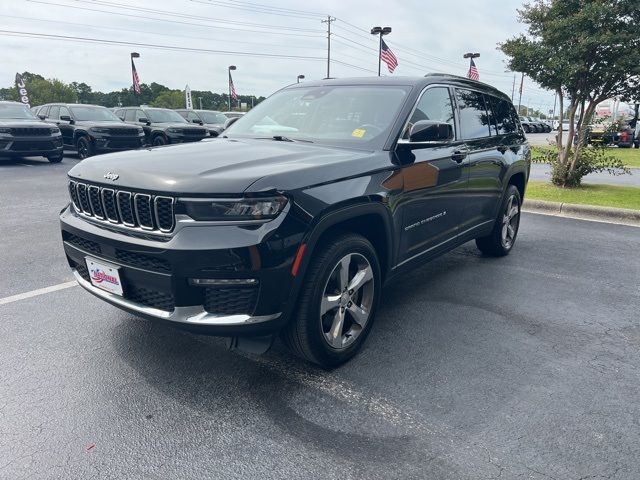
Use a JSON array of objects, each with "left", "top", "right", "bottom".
[{"left": 0, "top": 0, "right": 556, "bottom": 110}]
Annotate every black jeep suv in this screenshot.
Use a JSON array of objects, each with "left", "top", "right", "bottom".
[
  {"left": 60, "top": 75, "right": 530, "bottom": 367},
  {"left": 35, "top": 104, "right": 145, "bottom": 159},
  {"left": 0, "top": 101, "right": 63, "bottom": 162},
  {"left": 115, "top": 107, "right": 208, "bottom": 146},
  {"left": 175, "top": 109, "right": 228, "bottom": 137}
]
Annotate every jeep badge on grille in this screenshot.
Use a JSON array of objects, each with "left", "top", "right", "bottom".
[{"left": 104, "top": 172, "right": 119, "bottom": 181}]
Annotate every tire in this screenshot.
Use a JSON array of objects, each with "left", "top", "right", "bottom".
[
  {"left": 475, "top": 185, "right": 522, "bottom": 257},
  {"left": 47, "top": 154, "right": 63, "bottom": 163},
  {"left": 152, "top": 135, "right": 167, "bottom": 146},
  {"left": 76, "top": 136, "right": 93, "bottom": 160},
  {"left": 282, "top": 233, "right": 381, "bottom": 368},
  {"left": 523, "top": 125, "right": 530, "bottom": 134}
]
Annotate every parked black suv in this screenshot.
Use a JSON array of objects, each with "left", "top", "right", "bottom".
[
  {"left": 115, "top": 107, "right": 208, "bottom": 146},
  {"left": 0, "top": 101, "right": 63, "bottom": 162},
  {"left": 35, "top": 104, "right": 145, "bottom": 159},
  {"left": 175, "top": 109, "right": 228, "bottom": 137},
  {"left": 61, "top": 75, "right": 530, "bottom": 367}
]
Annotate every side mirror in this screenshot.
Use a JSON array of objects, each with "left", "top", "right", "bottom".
[
  {"left": 60, "top": 115, "right": 72, "bottom": 122},
  {"left": 224, "top": 117, "right": 240, "bottom": 129},
  {"left": 139, "top": 117, "right": 150, "bottom": 124},
  {"left": 192, "top": 119, "right": 203, "bottom": 125},
  {"left": 38, "top": 114, "right": 47, "bottom": 120},
  {"left": 408, "top": 120, "right": 453, "bottom": 143}
]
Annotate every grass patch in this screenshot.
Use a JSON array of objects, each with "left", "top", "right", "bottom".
[
  {"left": 526, "top": 181, "right": 640, "bottom": 210},
  {"left": 531, "top": 146, "right": 640, "bottom": 168}
]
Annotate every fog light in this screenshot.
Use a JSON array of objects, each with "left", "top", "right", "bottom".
[{"left": 189, "top": 278, "right": 258, "bottom": 286}]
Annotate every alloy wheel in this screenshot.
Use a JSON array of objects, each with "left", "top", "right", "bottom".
[
  {"left": 320, "top": 253, "right": 375, "bottom": 350},
  {"left": 501, "top": 194, "right": 520, "bottom": 249}
]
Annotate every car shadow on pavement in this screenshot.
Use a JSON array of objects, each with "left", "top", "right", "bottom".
[{"left": 109, "top": 318, "right": 424, "bottom": 467}]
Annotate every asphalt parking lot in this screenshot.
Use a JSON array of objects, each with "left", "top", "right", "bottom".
[{"left": 1, "top": 153, "right": 640, "bottom": 480}]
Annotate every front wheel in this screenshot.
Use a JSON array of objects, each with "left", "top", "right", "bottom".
[
  {"left": 47, "top": 154, "right": 63, "bottom": 163},
  {"left": 282, "top": 234, "right": 381, "bottom": 368},
  {"left": 152, "top": 135, "right": 167, "bottom": 146},
  {"left": 76, "top": 136, "right": 93, "bottom": 160},
  {"left": 476, "top": 185, "right": 522, "bottom": 257}
]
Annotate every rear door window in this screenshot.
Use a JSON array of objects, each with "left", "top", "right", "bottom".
[
  {"left": 489, "top": 97, "right": 519, "bottom": 135},
  {"left": 455, "top": 89, "right": 491, "bottom": 139},
  {"left": 48, "top": 106, "right": 60, "bottom": 120}
]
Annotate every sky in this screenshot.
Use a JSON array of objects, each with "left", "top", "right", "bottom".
[{"left": 0, "top": 0, "right": 558, "bottom": 112}]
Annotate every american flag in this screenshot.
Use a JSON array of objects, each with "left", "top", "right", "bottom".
[
  {"left": 229, "top": 73, "right": 238, "bottom": 100},
  {"left": 131, "top": 59, "right": 141, "bottom": 94},
  {"left": 467, "top": 58, "right": 479, "bottom": 81},
  {"left": 380, "top": 39, "right": 398, "bottom": 73}
]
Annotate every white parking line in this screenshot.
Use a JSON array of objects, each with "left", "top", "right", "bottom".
[{"left": 0, "top": 281, "right": 77, "bottom": 306}]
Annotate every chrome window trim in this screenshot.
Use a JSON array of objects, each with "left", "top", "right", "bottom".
[{"left": 396, "top": 83, "right": 458, "bottom": 146}]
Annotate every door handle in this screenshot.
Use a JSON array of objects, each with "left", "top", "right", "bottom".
[{"left": 451, "top": 149, "right": 469, "bottom": 163}]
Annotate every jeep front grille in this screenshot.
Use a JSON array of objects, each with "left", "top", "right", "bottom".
[{"left": 68, "top": 180, "right": 175, "bottom": 233}]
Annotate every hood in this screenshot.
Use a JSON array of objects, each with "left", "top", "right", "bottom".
[
  {"left": 76, "top": 121, "right": 138, "bottom": 129},
  {"left": 154, "top": 122, "right": 205, "bottom": 130},
  {"left": 0, "top": 119, "right": 50, "bottom": 128},
  {"left": 67, "top": 138, "right": 385, "bottom": 195}
]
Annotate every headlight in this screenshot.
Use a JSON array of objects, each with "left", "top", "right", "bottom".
[
  {"left": 180, "top": 196, "right": 288, "bottom": 221},
  {"left": 0, "top": 127, "right": 11, "bottom": 134},
  {"left": 137, "top": 127, "right": 144, "bottom": 134},
  {"left": 89, "top": 127, "right": 109, "bottom": 133},
  {"left": 167, "top": 128, "right": 182, "bottom": 133},
  {"left": 50, "top": 127, "right": 60, "bottom": 134}
]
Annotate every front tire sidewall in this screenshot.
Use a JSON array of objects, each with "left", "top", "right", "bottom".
[
  {"left": 291, "top": 235, "right": 381, "bottom": 367},
  {"left": 76, "top": 137, "right": 93, "bottom": 160}
]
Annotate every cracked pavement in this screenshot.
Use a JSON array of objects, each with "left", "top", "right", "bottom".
[{"left": 1, "top": 155, "right": 639, "bottom": 479}]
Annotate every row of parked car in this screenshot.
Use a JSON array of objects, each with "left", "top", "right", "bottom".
[
  {"left": 519, "top": 116, "right": 553, "bottom": 133},
  {"left": 0, "top": 100, "right": 243, "bottom": 162}
]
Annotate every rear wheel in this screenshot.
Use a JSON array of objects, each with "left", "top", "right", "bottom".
[
  {"left": 476, "top": 185, "right": 522, "bottom": 257},
  {"left": 282, "top": 233, "right": 381, "bottom": 368},
  {"left": 47, "top": 154, "right": 63, "bottom": 163},
  {"left": 76, "top": 136, "right": 93, "bottom": 160}
]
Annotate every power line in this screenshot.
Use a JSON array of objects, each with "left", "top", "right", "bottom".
[
  {"left": 0, "top": 29, "right": 326, "bottom": 60},
  {"left": 3, "top": 14, "right": 326, "bottom": 51},
  {"left": 191, "top": 0, "right": 327, "bottom": 19},
  {"left": 71, "top": 0, "right": 322, "bottom": 32},
  {"left": 26, "top": 0, "right": 325, "bottom": 38}
]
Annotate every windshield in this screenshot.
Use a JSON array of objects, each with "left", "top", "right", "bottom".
[
  {"left": 146, "top": 109, "right": 188, "bottom": 123},
  {"left": 224, "top": 85, "right": 410, "bottom": 148},
  {"left": 200, "top": 111, "right": 227, "bottom": 124},
  {"left": 70, "top": 106, "right": 121, "bottom": 122},
  {"left": 0, "top": 104, "right": 38, "bottom": 120}
]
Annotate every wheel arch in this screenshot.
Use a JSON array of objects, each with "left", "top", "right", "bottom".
[
  {"left": 297, "top": 202, "right": 395, "bottom": 285},
  {"left": 507, "top": 171, "right": 527, "bottom": 199}
]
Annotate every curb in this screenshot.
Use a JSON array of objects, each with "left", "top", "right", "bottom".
[{"left": 522, "top": 199, "right": 640, "bottom": 227}]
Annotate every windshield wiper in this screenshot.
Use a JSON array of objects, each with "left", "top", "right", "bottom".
[{"left": 261, "top": 135, "right": 313, "bottom": 143}]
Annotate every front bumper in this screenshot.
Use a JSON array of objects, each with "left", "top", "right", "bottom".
[
  {"left": 0, "top": 135, "right": 63, "bottom": 157},
  {"left": 60, "top": 204, "right": 300, "bottom": 336},
  {"left": 92, "top": 135, "right": 145, "bottom": 153},
  {"left": 166, "top": 133, "right": 207, "bottom": 143}
]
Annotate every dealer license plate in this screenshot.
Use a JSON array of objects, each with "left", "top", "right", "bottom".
[{"left": 85, "top": 257, "right": 123, "bottom": 296}]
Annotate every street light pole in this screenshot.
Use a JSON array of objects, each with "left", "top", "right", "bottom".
[
  {"left": 370, "top": 26, "right": 392, "bottom": 76},
  {"left": 130, "top": 52, "right": 140, "bottom": 102},
  {"left": 297, "top": 74, "right": 305, "bottom": 83},
  {"left": 228, "top": 65, "right": 236, "bottom": 111},
  {"left": 198, "top": 97, "right": 203, "bottom": 110}
]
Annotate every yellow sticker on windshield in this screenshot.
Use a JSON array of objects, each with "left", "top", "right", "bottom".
[{"left": 351, "top": 128, "right": 366, "bottom": 138}]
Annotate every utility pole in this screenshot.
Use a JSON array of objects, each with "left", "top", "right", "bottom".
[
  {"left": 198, "top": 97, "right": 202, "bottom": 110},
  {"left": 517, "top": 72, "right": 524, "bottom": 115},
  {"left": 321, "top": 16, "right": 335, "bottom": 79},
  {"left": 511, "top": 74, "right": 516, "bottom": 102}
]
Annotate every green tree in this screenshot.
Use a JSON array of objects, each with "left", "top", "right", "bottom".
[
  {"left": 500, "top": 0, "right": 640, "bottom": 186},
  {"left": 150, "top": 90, "right": 186, "bottom": 109},
  {"left": 70, "top": 82, "right": 93, "bottom": 104}
]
